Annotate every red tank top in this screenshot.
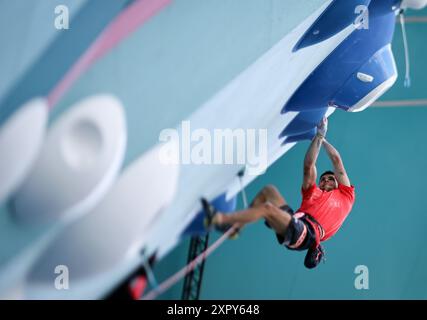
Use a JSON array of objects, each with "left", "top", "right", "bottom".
[{"left": 297, "top": 183, "right": 355, "bottom": 242}]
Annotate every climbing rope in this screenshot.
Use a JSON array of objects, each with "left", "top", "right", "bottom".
[
  {"left": 141, "top": 226, "right": 237, "bottom": 300},
  {"left": 238, "top": 168, "right": 249, "bottom": 208},
  {"left": 141, "top": 168, "right": 248, "bottom": 300},
  {"left": 400, "top": 11, "right": 412, "bottom": 88}
]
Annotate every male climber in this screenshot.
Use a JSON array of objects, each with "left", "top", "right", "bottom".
[{"left": 202, "top": 117, "right": 355, "bottom": 268}]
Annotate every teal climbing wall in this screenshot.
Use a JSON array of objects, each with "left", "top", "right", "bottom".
[{"left": 153, "top": 8, "right": 427, "bottom": 300}]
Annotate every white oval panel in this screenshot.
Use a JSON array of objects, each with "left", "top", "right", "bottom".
[
  {"left": 25, "top": 142, "right": 179, "bottom": 298},
  {"left": 0, "top": 98, "right": 47, "bottom": 204},
  {"left": 12, "top": 94, "right": 127, "bottom": 224}
]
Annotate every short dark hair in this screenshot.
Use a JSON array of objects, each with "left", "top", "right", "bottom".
[{"left": 320, "top": 171, "right": 335, "bottom": 180}]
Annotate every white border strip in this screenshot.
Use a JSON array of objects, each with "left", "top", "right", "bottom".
[{"left": 372, "top": 99, "right": 427, "bottom": 108}]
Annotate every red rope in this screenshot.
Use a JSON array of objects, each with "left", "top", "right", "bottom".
[{"left": 141, "top": 226, "right": 238, "bottom": 300}]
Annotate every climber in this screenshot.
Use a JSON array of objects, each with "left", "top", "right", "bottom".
[{"left": 202, "top": 117, "right": 355, "bottom": 269}]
